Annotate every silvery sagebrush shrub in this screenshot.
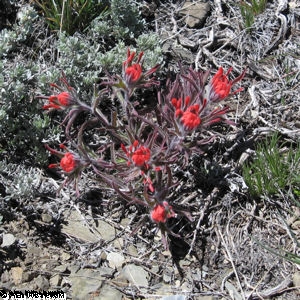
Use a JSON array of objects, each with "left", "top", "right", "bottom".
[
  {"left": 0, "top": 4, "right": 58, "bottom": 165},
  {"left": 0, "top": 160, "right": 42, "bottom": 201},
  {"left": 0, "top": 56, "right": 55, "bottom": 165},
  {"left": 40, "top": 49, "right": 246, "bottom": 247}
]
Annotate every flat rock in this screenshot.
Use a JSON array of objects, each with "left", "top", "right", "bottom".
[
  {"left": 293, "top": 271, "right": 300, "bottom": 287},
  {"left": 1, "top": 233, "right": 16, "bottom": 247},
  {"left": 62, "top": 210, "right": 115, "bottom": 243},
  {"left": 69, "top": 269, "right": 104, "bottom": 300},
  {"left": 122, "top": 264, "right": 149, "bottom": 287},
  {"left": 107, "top": 252, "right": 125, "bottom": 269},
  {"left": 96, "top": 283, "right": 123, "bottom": 300},
  {"left": 180, "top": 1, "right": 210, "bottom": 28},
  {"left": 11, "top": 267, "right": 23, "bottom": 285}
]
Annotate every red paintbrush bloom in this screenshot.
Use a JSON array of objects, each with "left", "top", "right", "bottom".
[
  {"left": 171, "top": 96, "right": 201, "bottom": 131},
  {"left": 60, "top": 152, "right": 77, "bottom": 173},
  {"left": 121, "top": 49, "right": 160, "bottom": 90},
  {"left": 121, "top": 140, "right": 151, "bottom": 168},
  {"left": 125, "top": 63, "right": 143, "bottom": 83},
  {"left": 210, "top": 67, "right": 246, "bottom": 102},
  {"left": 43, "top": 91, "right": 72, "bottom": 110},
  {"left": 131, "top": 146, "right": 151, "bottom": 167},
  {"left": 180, "top": 104, "right": 201, "bottom": 130},
  {"left": 151, "top": 201, "right": 175, "bottom": 223}
]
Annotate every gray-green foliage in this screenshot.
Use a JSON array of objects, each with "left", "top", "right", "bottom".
[
  {"left": 0, "top": 5, "right": 39, "bottom": 56},
  {"left": 0, "top": 160, "right": 42, "bottom": 200},
  {"left": 242, "top": 133, "right": 300, "bottom": 198},
  {"left": 0, "top": 58, "right": 53, "bottom": 164}
]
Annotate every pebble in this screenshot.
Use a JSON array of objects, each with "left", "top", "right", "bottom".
[
  {"left": 97, "top": 283, "right": 123, "bottom": 300},
  {"left": 292, "top": 271, "right": 300, "bottom": 287},
  {"left": 69, "top": 269, "right": 104, "bottom": 300},
  {"left": 49, "top": 274, "right": 62, "bottom": 287},
  {"left": 106, "top": 252, "right": 125, "bottom": 269},
  {"left": 1, "top": 233, "right": 16, "bottom": 247},
  {"left": 41, "top": 213, "right": 52, "bottom": 223},
  {"left": 179, "top": 0, "right": 210, "bottom": 28},
  {"left": 11, "top": 267, "right": 23, "bottom": 285},
  {"left": 34, "top": 275, "right": 50, "bottom": 291},
  {"left": 122, "top": 264, "right": 149, "bottom": 287}
]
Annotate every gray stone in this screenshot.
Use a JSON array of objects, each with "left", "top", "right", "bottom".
[
  {"left": 122, "top": 264, "right": 149, "bottom": 287},
  {"left": 41, "top": 213, "right": 52, "bottom": 223},
  {"left": 34, "top": 275, "right": 50, "bottom": 291},
  {"left": 293, "top": 271, "right": 300, "bottom": 287},
  {"left": 1, "top": 233, "right": 16, "bottom": 247},
  {"left": 106, "top": 252, "right": 125, "bottom": 269},
  {"left": 49, "top": 274, "right": 62, "bottom": 287},
  {"left": 62, "top": 210, "right": 115, "bottom": 243},
  {"left": 69, "top": 269, "right": 104, "bottom": 300},
  {"left": 96, "top": 283, "right": 123, "bottom": 300},
  {"left": 180, "top": 1, "right": 210, "bottom": 28},
  {"left": 161, "top": 296, "right": 187, "bottom": 300}
]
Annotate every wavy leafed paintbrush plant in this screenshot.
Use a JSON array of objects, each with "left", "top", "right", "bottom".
[{"left": 39, "top": 49, "right": 246, "bottom": 248}]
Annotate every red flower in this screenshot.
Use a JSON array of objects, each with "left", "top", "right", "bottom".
[
  {"left": 210, "top": 67, "right": 246, "bottom": 102},
  {"left": 121, "top": 140, "right": 151, "bottom": 168},
  {"left": 122, "top": 49, "right": 160, "bottom": 90},
  {"left": 171, "top": 97, "right": 201, "bottom": 131},
  {"left": 131, "top": 146, "right": 151, "bottom": 167},
  {"left": 180, "top": 104, "right": 201, "bottom": 130},
  {"left": 125, "top": 63, "right": 142, "bottom": 83},
  {"left": 60, "top": 152, "right": 77, "bottom": 172},
  {"left": 151, "top": 201, "right": 175, "bottom": 223},
  {"left": 43, "top": 91, "right": 72, "bottom": 110}
]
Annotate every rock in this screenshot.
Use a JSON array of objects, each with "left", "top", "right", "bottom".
[
  {"left": 11, "top": 267, "right": 23, "bottom": 285},
  {"left": 49, "top": 274, "right": 62, "bottom": 287},
  {"left": 106, "top": 252, "right": 125, "bottom": 269},
  {"left": 96, "top": 283, "right": 123, "bottom": 300},
  {"left": 33, "top": 275, "right": 50, "bottom": 291},
  {"left": 194, "top": 296, "right": 216, "bottom": 300},
  {"left": 62, "top": 210, "right": 116, "bottom": 243},
  {"left": 225, "top": 281, "right": 243, "bottom": 300},
  {"left": 22, "top": 271, "right": 35, "bottom": 283},
  {"left": 161, "top": 296, "right": 186, "bottom": 300},
  {"left": 179, "top": 1, "right": 210, "bottom": 28},
  {"left": 127, "top": 244, "right": 138, "bottom": 257},
  {"left": 61, "top": 251, "right": 71, "bottom": 261},
  {"left": 69, "top": 269, "right": 104, "bottom": 300},
  {"left": 41, "top": 213, "right": 52, "bottom": 223},
  {"left": 293, "top": 271, "right": 300, "bottom": 287},
  {"left": 163, "top": 267, "right": 173, "bottom": 283},
  {"left": 1, "top": 233, "right": 16, "bottom": 247},
  {"left": 122, "top": 264, "right": 149, "bottom": 287}
]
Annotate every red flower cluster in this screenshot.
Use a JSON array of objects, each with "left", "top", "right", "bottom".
[
  {"left": 210, "top": 67, "right": 245, "bottom": 102},
  {"left": 121, "top": 140, "right": 151, "bottom": 167},
  {"left": 171, "top": 96, "right": 201, "bottom": 130},
  {"left": 48, "top": 152, "right": 77, "bottom": 173},
  {"left": 43, "top": 91, "right": 72, "bottom": 110},
  {"left": 121, "top": 49, "right": 160, "bottom": 91},
  {"left": 123, "top": 50, "right": 144, "bottom": 85},
  {"left": 125, "top": 64, "right": 142, "bottom": 83},
  {"left": 151, "top": 201, "right": 175, "bottom": 223},
  {"left": 60, "top": 152, "right": 77, "bottom": 172}
]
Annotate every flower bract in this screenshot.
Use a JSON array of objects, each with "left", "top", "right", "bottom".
[
  {"left": 151, "top": 201, "right": 175, "bottom": 223},
  {"left": 43, "top": 91, "right": 72, "bottom": 110},
  {"left": 60, "top": 152, "right": 77, "bottom": 172}
]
